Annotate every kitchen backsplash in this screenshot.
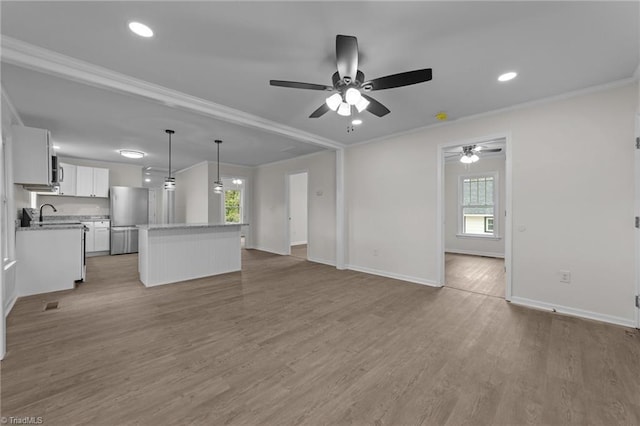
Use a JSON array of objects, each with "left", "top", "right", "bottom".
[{"left": 36, "top": 195, "right": 109, "bottom": 216}]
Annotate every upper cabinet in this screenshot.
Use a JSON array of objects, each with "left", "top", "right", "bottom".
[
  {"left": 76, "top": 166, "right": 109, "bottom": 198},
  {"left": 12, "top": 125, "right": 54, "bottom": 186},
  {"left": 58, "top": 163, "right": 77, "bottom": 196}
]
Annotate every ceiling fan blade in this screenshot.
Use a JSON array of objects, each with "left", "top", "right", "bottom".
[
  {"left": 362, "top": 94, "right": 390, "bottom": 117},
  {"left": 336, "top": 35, "right": 358, "bottom": 82},
  {"left": 309, "top": 103, "right": 330, "bottom": 118},
  {"left": 270, "top": 80, "right": 332, "bottom": 91},
  {"left": 365, "top": 68, "right": 432, "bottom": 91},
  {"left": 479, "top": 148, "right": 502, "bottom": 153}
]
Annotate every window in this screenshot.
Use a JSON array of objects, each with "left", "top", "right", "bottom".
[
  {"left": 224, "top": 189, "right": 242, "bottom": 223},
  {"left": 459, "top": 173, "right": 498, "bottom": 237}
]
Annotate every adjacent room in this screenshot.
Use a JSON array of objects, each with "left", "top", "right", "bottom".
[{"left": 1, "top": 2, "right": 639, "bottom": 425}]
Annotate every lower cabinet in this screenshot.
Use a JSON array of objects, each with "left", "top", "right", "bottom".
[
  {"left": 82, "top": 220, "right": 110, "bottom": 254},
  {"left": 16, "top": 228, "right": 83, "bottom": 296}
]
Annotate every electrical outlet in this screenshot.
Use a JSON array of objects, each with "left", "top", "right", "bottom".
[{"left": 559, "top": 270, "right": 571, "bottom": 283}]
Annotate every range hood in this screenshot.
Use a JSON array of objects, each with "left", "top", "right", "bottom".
[{"left": 24, "top": 184, "right": 59, "bottom": 193}]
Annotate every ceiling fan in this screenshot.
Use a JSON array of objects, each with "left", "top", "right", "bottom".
[
  {"left": 446, "top": 145, "right": 503, "bottom": 164},
  {"left": 269, "top": 35, "right": 433, "bottom": 118}
]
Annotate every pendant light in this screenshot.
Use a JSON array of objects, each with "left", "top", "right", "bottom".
[
  {"left": 164, "top": 129, "right": 176, "bottom": 191},
  {"left": 213, "top": 139, "right": 223, "bottom": 194}
]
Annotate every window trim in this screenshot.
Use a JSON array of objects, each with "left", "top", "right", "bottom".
[{"left": 457, "top": 171, "right": 499, "bottom": 239}]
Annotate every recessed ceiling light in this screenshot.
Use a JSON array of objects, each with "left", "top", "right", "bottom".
[
  {"left": 144, "top": 178, "right": 151, "bottom": 182},
  {"left": 498, "top": 71, "right": 517, "bottom": 82},
  {"left": 352, "top": 119, "right": 363, "bottom": 125},
  {"left": 119, "top": 150, "right": 145, "bottom": 159},
  {"left": 53, "top": 145, "right": 61, "bottom": 150},
  {"left": 128, "top": 21, "right": 153, "bottom": 38}
]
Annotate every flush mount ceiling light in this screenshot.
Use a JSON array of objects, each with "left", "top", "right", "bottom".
[
  {"left": 213, "top": 140, "right": 223, "bottom": 194},
  {"left": 164, "top": 130, "right": 176, "bottom": 191},
  {"left": 498, "top": 71, "right": 517, "bottom": 82},
  {"left": 128, "top": 21, "right": 153, "bottom": 38},
  {"left": 119, "top": 150, "right": 145, "bottom": 159},
  {"left": 351, "top": 119, "right": 362, "bottom": 125}
]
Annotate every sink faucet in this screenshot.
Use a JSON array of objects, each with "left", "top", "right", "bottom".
[{"left": 39, "top": 203, "right": 57, "bottom": 222}]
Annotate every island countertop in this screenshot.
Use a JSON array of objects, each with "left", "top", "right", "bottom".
[{"left": 137, "top": 223, "right": 248, "bottom": 231}]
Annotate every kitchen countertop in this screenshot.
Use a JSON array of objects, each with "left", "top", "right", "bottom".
[
  {"left": 17, "top": 224, "right": 86, "bottom": 231},
  {"left": 138, "top": 223, "right": 248, "bottom": 231},
  {"left": 41, "top": 215, "right": 110, "bottom": 221}
]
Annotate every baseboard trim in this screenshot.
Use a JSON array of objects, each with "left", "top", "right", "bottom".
[
  {"left": 445, "top": 249, "right": 504, "bottom": 258},
  {"left": 4, "top": 294, "right": 17, "bottom": 318},
  {"left": 510, "top": 296, "right": 635, "bottom": 328},
  {"left": 290, "top": 241, "right": 307, "bottom": 246},
  {"left": 346, "top": 264, "right": 441, "bottom": 288},
  {"left": 251, "top": 245, "right": 288, "bottom": 256},
  {"left": 307, "top": 256, "right": 336, "bottom": 267}
]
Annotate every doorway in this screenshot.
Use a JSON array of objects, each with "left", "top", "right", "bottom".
[
  {"left": 438, "top": 135, "right": 512, "bottom": 299},
  {"left": 288, "top": 172, "right": 308, "bottom": 260}
]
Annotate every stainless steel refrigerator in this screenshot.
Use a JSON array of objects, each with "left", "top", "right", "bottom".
[{"left": 110, "top": 186, "right": 149, "bottom": 255}]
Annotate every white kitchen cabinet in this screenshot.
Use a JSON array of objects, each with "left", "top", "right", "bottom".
[
  {"left": 82, "top": 220, "right": 110, "bottom": 253},
  {"left": 76, "top": 166, "right": 109, "bottom": 197},
  {"left": 16, "top": 228, "right": 83, "bottom": 297},
  {"left": 58, "top": 162, "right": 77, "bottom": 196},
  {"left": 93, "top": 168, "right": 110, "bottom": 197},
  {"left": 12, "top": 125, "right": 54, "bottom": 185},
  {"left": 94, "top": 221, "right": 110, "bottom": 251}
]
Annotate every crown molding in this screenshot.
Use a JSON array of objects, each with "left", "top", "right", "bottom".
[
  {"left": 1, "top": 36, "right": 344, "bottom": 151},
  {"left": 347, "top": 77, "right": 637, "bottom": 150},
  {"left": 1, "top": 85, "right": 24, "bottom": 126}
]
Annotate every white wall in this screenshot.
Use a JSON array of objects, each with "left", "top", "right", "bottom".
[
  {"left": 175, "top": 162, "right": 209, "bottom": 223},
  {"left": 347, "top": 82, "right": 637, "bottom": 326},
  {"left": 289, "top": 172, "right": 308, "bottom": 245},
  {"left": 445, "top": 156, "right": 505, "bottom": 257},
  {"left": 254, "top": 151, "right": 336, "bottom": 265}
]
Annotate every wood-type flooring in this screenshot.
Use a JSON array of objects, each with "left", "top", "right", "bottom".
[{"left": 2, "top": 249, "right": 639, "bottom": 425}]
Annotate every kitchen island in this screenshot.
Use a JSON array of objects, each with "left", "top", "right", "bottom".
[{"left": 137, "top": 223, "right": 245, "bottom": 287}]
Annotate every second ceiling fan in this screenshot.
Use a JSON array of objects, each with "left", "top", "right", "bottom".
[{"left": 270, "top": 35, "right": 433, "bottom": 118}]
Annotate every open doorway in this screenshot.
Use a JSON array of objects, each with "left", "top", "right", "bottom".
[
  {"left": 288, "top": 171, "right": 308, "bottom": 260},
  {"left": 440, "top": 136, "right": 510, "bottom": 299}
]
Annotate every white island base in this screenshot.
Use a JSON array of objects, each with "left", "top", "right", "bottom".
[{"left": 138, "top": 224, "right": 243, "bottom": 287}]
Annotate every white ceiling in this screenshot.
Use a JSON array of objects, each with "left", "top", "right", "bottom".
[{"left": 1, "top": 1, "right": 638, "bottom": 170}]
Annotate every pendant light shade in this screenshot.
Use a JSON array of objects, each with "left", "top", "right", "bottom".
[
  {"left": 164, "top": 129, "right": 176, "bottom": 191},
  {"left": 213, "top": 139, "right": 223, "bottom": 194}
]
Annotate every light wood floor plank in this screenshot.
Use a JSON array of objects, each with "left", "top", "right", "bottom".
[{"left": 2, "top": 249, "right": 639, "bottom": 425}]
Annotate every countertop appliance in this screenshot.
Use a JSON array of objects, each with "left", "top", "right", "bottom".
[{"left": 110, "top": 186, "right": 149, "bottom": 255}]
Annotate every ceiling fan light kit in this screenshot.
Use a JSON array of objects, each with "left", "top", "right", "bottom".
[{"left": 270, "top": 34, "right": 432, "bottom": 119}]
